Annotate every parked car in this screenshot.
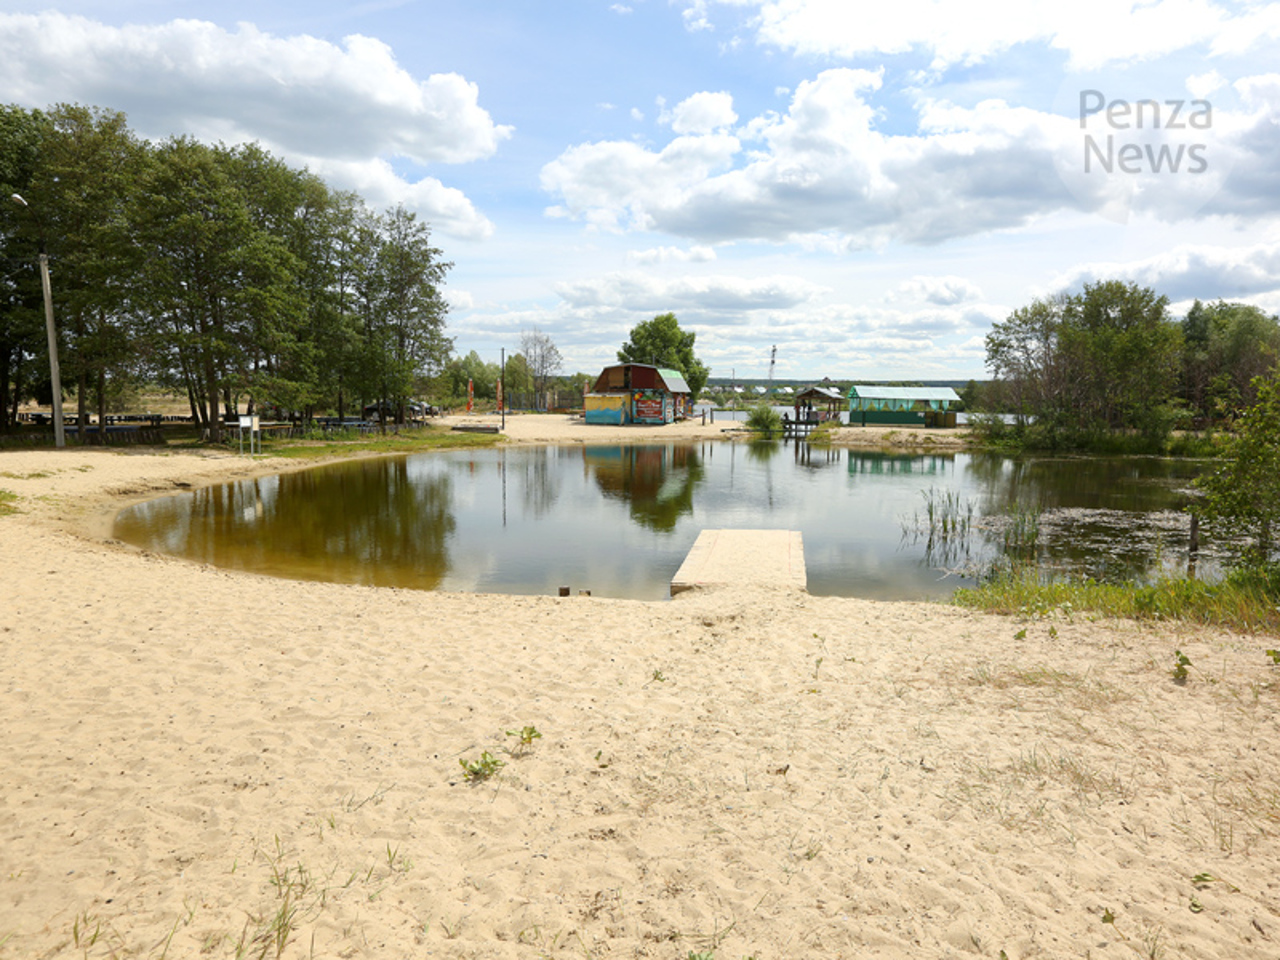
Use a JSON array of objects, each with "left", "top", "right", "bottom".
[{"left": 361, "top": 401, "right": 427, "bottom": 421}]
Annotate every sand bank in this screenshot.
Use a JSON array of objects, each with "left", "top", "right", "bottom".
[
  {"left": 445, "top": 410, "right": 970, "bottom": 450},
  {"left": 1, "top": 431, "right": 1277, "bottom": 959}
]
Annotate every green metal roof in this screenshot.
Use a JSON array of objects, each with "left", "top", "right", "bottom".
[
  {"left": 847, "top": 385, "right": 960, "bottom": 402},
  {"left": 657, "top": 368, "right": 691, "bottom": 393}
]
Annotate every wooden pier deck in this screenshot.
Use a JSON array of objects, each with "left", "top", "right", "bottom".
[
  {"left": 782, "top": 418, "right": 817, "bottom": 438},
  {"left": 671, "top": 529, "right": 807, "bottom": 595}
]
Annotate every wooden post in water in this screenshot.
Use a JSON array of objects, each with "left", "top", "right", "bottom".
[{"left": 1187, "top": 512, "right": 1200, "bottom": 580}]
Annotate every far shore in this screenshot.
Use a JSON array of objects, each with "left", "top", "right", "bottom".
[
  {"left": 442, "top": 409, "right": 973, "bottom": 450},
  {"left": 2, "top": 431, "right": 1277, "bottom": 960}
]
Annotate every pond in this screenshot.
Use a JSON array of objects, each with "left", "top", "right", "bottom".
[{"left": 112, "top": 443, "right": 1220, "bottom": 601}]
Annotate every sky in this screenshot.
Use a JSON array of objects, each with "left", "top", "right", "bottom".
[{"left": 2, "top": 1, "right": 1279, "bottom": 382}]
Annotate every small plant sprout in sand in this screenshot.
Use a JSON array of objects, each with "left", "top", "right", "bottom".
[
  {"left": 459, "top": 751, "right": 505, "bottom": 783},
  {"left": 1173, "top": 650, "right": 1193, "bottom": 684},
  {"left": 1266, "top": 649, "right": 1280, "bottom": 666},
  {"left": 505, "top": 725, "right": 542, "bottom": 756}
]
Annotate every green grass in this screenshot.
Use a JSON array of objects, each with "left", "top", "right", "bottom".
[
  {"left": 260, "top": 426, "right": 502, "bottom": 459},
  {"left": 806, "top": 420, "right": 840, "bottom": 444},
  {"left": 953, "top": 563, "right": 1280, "bottom": 635},
  {"left": 0, "top": 489, "right": 18, "bottom": 516}
]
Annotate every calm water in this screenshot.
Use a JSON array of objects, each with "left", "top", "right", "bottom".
[{"left": 113, "top": 443, "right": 1217, "bottom": 601}]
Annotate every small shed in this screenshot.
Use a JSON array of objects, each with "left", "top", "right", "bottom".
[
  {"left": 847, "top": 385, "right": 960, "bottom": 427},
  {"left": 585, "top": 364, "right": 691, "bottom": 425}
]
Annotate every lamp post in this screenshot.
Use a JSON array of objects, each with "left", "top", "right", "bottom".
[{"left": 10, "top": 193, "right": 65, "bottom": 448}]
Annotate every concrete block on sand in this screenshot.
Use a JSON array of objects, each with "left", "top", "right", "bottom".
[{"left": 671, "top": 528, "right": 806, "bottom": 595}]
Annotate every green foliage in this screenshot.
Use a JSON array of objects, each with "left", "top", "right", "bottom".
[
  {"left": 458, "top": 751, "right": 505, "bottom": 783},
  {"left": 806, "top": 419, "right": 839, "bottom": 444},
  {"left": 954, "top": 566, "right": 1280, "bottom": 635},
  {"left": 267, "top": 426, "right": 499, "bottom": 460},
  {"left": 617, "top": 312, "right": 709, "bottom": 401},
  {"left": 505, "top": 725, "right": 542, "bottom": 755},
  {"left": 1, "top": 107, "right": 454, "bottom": 438},
  {"left": 444, "top": 350, "right": 500, "bottom": 400},
  {"left": 506, "top": 725, "right": 541, "bottom": 746},
  {"left": 1195, "top": 373, "right": 1280, "bottom": 564},
  {"left": 983, "top": 282, "right": 1183, "bottom": 448},
  {"left": 1172, "top": 649, "right": 1192, "bottom": 683},
  {"left": 745, "top": 400, "right": 782, "bottom": 436},
  {"left": 502, "top": 352, "right": 534, "bottom": 396},
  {"left": 1183, "top": 299, "right": 1280, "bottom": 419},
  {"left": 0, "top": 489, "right": 17, "bottom": 516}
]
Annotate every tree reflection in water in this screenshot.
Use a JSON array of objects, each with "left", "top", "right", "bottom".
[
  {"left": 116, "top": 457, "right": 455, "bottom": 589},
  {"left": 584, "top": 444, "right": 705, "bottom": 532}
]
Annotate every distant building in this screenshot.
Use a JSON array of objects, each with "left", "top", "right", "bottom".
[{"left": 584, "top": 364, "right": 691, "bottom": 425}]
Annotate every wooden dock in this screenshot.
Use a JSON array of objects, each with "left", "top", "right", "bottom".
[
  {"left": 671, "top": 529, "right": 807, "bottom": 595},
  {"left": 782, "top": 418, "right": 818, "bottom": 438}
]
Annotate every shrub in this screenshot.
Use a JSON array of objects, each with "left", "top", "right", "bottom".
[{"left": 745, "top": 401, "right": 782, "bottom": 436}]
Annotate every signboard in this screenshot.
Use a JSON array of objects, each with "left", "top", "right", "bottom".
[
  {"left": 633, "top": 394, "right": 665, "bottom": 422},
  {"left": 237, "top": 414, "right": 260, "bottom": 455},
  {"left": 496, "top": 377, "right": 503, "bottom": 411}
]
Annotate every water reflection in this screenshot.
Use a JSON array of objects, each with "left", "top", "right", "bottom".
[
  {"left": 113, "top": 444, "right": 1221, "bottom": 601},
  {"left": 115, "top": 457, "right": 455, "bottom": 589},
  {"left": 585, "top": 444, "right": 705, "bottom": 532}
]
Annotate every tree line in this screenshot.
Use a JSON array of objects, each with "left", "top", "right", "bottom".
[
  {"left": 1, "top": 103, "right": 454, "bottom": 440},
  {"left": 978, "top": 279, "right": 1280, "bottom": 450}
]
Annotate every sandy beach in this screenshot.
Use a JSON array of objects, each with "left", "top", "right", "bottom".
[{"left": 2, "top": 416, "right": 1277, "bottom": 959}]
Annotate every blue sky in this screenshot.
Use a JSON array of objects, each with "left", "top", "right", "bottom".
[{"left": 3, "top": 1, "right": 1280, "bottom": 381}]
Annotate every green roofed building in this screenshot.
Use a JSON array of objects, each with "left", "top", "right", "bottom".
[
  {"left": 585, "top": 363, "right": 692, "bottom": 425},
  {"left": 847, "top": 385, "right": 960, "bottom": 427}
]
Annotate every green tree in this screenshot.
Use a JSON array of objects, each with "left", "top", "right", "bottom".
[
  {"left": 1182, "top": 299, "right": 1280, "bottom": 420},
  {"left": 220, "top": 143, "right": 327, "bottom": 418},
  {"left": 0, "top": 104, "right": 48, "bottom": 430},
  {"left": 357, "top": 205, "right": 452, "bottom": 427},
  {"left": 28, "top": 104, "right": 147, "bottom": 439},
  {"left": 984, "top": 282, "right": 1181, "bottom": 446},
  {"left": 984, "top": 294, "right": 1068, "bottom": 430},
  {"left": 617, "top": 312, "right": 709, "bottom": 401},
  {"left": 502, "top": 352, "right": 533, "bottom": 398},
  {"left": 1059, "top": 280, "right": 1182, "bottom": 439},
  {"left": 1196, "top": 371, "right": 1280, "bottom": 564},
  {"left": 132, "top": 137, "right": 301, "bottom": 440},
  {"left": 444, "top": 350, "right": 498, "bottom": 401}
]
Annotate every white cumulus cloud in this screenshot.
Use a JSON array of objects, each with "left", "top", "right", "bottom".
[
  {"left": 543, "top": 66, "right": 1280, "bottom": 246},
  {"left": 0, "top": 12, "right": 511, "bottom": 238},
  {"left": 555, "top": 271, "right": 827, "bottom": 313},
  {"left": 688, "top": 0, "right": 1280, "bottom": 71},
  {"left": 1049, "top": 241, "right": 1280, "bottom": 302},
  {"left": 667, "top": 91, "right": 738, "bottom": 134}
]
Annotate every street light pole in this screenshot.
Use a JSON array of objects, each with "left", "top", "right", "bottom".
[{"left": 10, "top": 193, "right": 65, "bottom": 448}]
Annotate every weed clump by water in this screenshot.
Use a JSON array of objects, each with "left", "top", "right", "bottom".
[{"left": 953, "top": 561, "right": 1280, "bottom": 635}]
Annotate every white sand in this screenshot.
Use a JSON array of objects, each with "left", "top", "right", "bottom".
[{"left": 1, "top": 420, "right": 1277, "bottom": 959}]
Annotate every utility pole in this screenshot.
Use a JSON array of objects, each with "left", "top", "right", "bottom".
[
  {"left": 11, "top": 193, "right": 65, "bottom": 448},
  {"left": 768, "top": 345, "right": 776, "bottom": 396}
]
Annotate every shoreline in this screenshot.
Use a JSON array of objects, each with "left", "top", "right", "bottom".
[{"left": 2, "top": 434, "right": 1278, "bottom": 959}]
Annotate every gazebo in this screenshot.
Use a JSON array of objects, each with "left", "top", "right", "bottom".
[
  {"left": 791, "top": 385, "right": 845, "bottom": 423},
  {"left": 846, "top": 385, "right": 960, "bottom": 427}
]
